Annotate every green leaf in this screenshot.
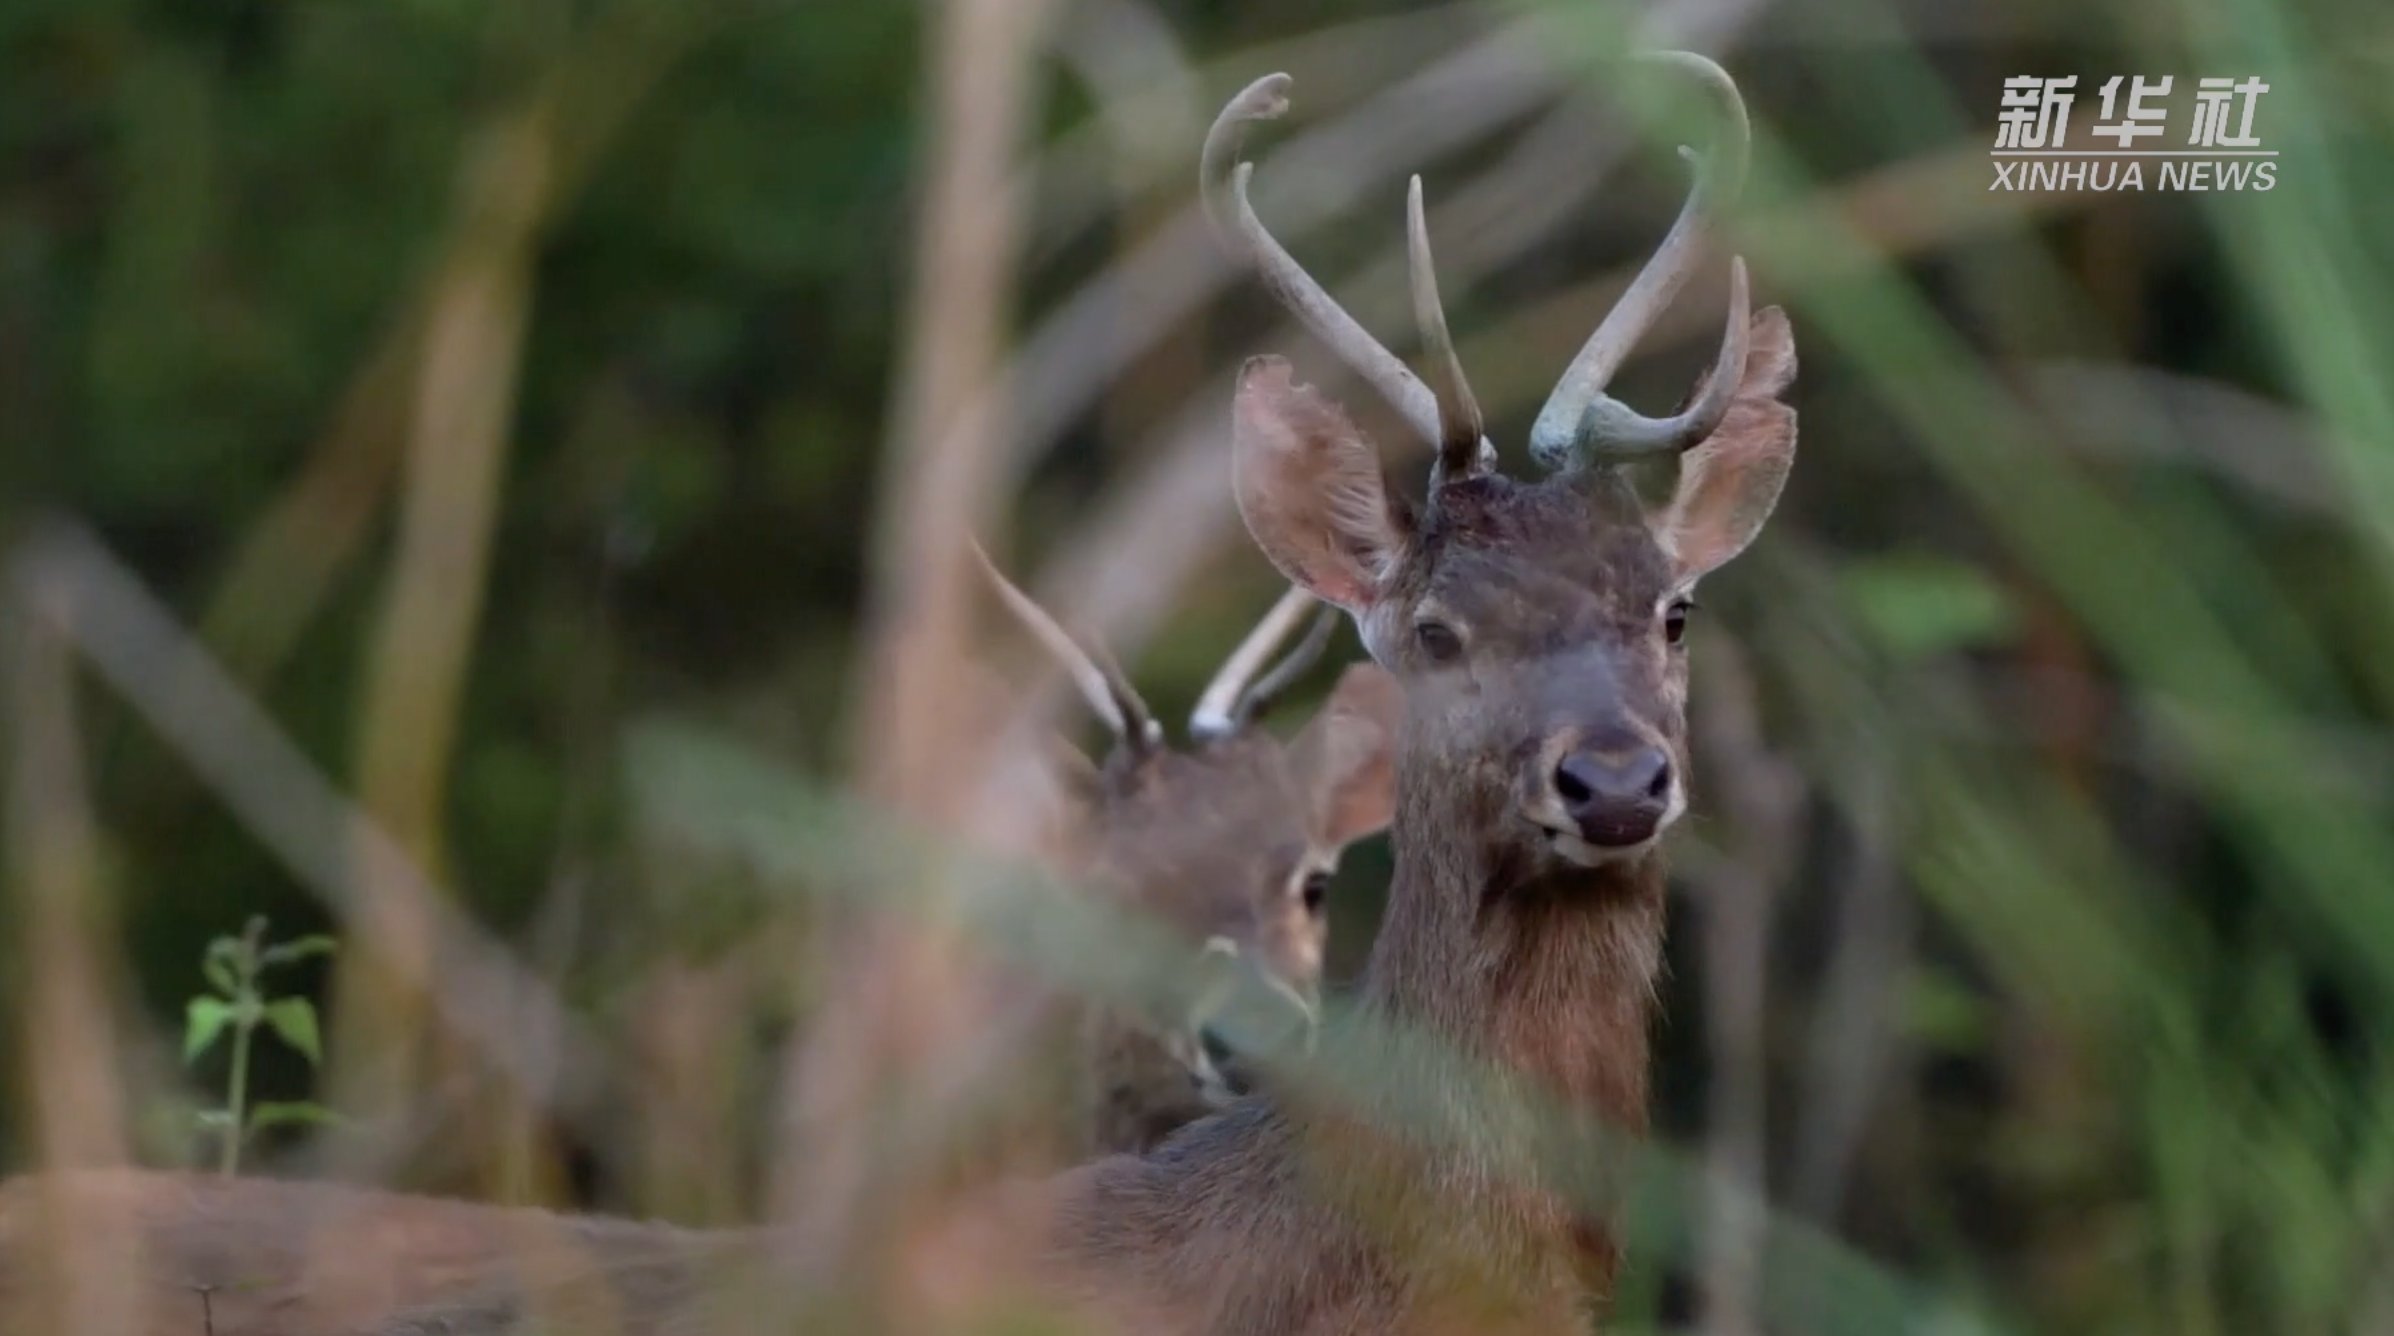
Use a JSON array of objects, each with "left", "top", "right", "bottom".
[
  {"left": 246, "top": 1101, "right": 341, "bottom": 1132},
  {"left": 183, "top": 997, "right": 235, "bottom": 1063},
  {"left": 192, "top": 1108, "right": 237, "bottom": 1131},
  {"left": 260, "top": 935, "right": 338, "bottom": 968},
  {"left": 203, "top": 940, "right": 241, "bottom": 997},
  {"left": 1840, "top": 555, "right": 2019, "bottom": 663},
  {"left": 262, "top": 998, "right": 322, "bottom": 1065}
]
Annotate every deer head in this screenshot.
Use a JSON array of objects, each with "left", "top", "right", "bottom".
[
  {"left": 973, "top": 551, "right": 1399, "bottom": 1149},
  {"left": 1210, "top": 52, "right": 1795, "bottom": 888}
]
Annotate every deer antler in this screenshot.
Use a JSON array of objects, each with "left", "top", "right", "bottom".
[
  {"left": 1189, "top": 586, "right": 1338, "bottom": 741},
  {"left": 1528, "top": 50, "right": 1754, "bottom": 470},
  {"left": 1203, "top": 75, "right": 1477, "bottom": 460},
  {"left": 972, "top": 541, "right": 1161, "bottom": 756},
  {"left": 1406, "top": 176, "right": 1487, "bottom": 485}
]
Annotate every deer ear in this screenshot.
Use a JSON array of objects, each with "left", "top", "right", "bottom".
[
  {"left": 1291, "top": 663, "right": 1402, "bottom": 849},
  {"left": 1233, "top": 357, "right": 1409, "bottom": 615},
  {"left": 1660, "top": 307, "right": 1798, "bottom": 584}
]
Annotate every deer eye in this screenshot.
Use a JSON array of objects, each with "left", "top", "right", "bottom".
[
  {"left": 1663, "top": 598, "right": 1695, "bottom": 646},
  {"left": 1300, "top": 871, "right": 1332, "bottom": 915},
  {"left": 1414, "top": 620, "right": 1464, "bottom": 663}
]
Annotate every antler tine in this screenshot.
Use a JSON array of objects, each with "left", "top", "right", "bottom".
[
  {"left": 972, "top": 541, "right": 1162, "bottom": 756},
  {"left": 1406, "top": 175, "right": 1487, "bottom": 485},
  {"left": 1527, "top": 51, "right": 1753, "bottom": 471},
  {"left": 1202, "top": 74, "right": 1442, "bottom": 449},
  {"left": 1190, "top": 585, "right": 1316, "bottom": 741},
  {"left": 1570, "top": 256, "right": 1751, "bottom": 459},
  {"left": 1078, "top": 633, "right": 1164, "bottom": 756},
  {"left": 1233, "top": 598, "right": 1339, "bottom": 728}
]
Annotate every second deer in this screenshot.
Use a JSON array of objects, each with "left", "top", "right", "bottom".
[{"left": 970, "top": 548, "right": 1401, "bottom": 1152}]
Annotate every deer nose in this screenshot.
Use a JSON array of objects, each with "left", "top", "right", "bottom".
[{"left": 1551, "top": 745, "right": 1672, "bottom": 847}]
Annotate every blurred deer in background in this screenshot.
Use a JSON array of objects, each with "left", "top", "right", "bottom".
[
  {"left": 971, "top": 550, "right": 1400, "bottom": 1154},
  {"left": 0, "top": 574, "right": 1398, "bottom": 1336},
  {"left": 1028, "top": 49, "right": 1801, "bottom": 1332}
]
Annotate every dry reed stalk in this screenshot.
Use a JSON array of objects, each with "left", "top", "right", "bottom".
[
  {"left": 777, "top": 0, "right": 1063, "bottom": 1318},
  {"left": 332, "top": 96, "right": 556, "bottom": 1192},
  {"left": 4, "top": 581, "right": 146, "bottom": 1336},
  {"left": 197, "top": 312, "right": 426, "bottom": 688}
]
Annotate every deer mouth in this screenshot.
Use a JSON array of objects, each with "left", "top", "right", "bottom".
[
  {"left": 1535, "top": 790, "right": 1683, "bottom": 866},
  {"left": 1540, "top": 824, "right": 1653, "bottom": 867}
]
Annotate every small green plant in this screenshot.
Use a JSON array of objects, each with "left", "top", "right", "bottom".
[{"left": 183, "top": 916, "right": 339, "bottom": 1174}]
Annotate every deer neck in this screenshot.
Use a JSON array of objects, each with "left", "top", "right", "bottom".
[
  {"left": 1036, "top": 775, "right": 1670, "bottom": 1330},
  {"left": 1254, "top": 765, "right": 1669, "bottom": 1308},
  {"left": 1361, "top": 768, "right": 1667, "bottom": 1136}
]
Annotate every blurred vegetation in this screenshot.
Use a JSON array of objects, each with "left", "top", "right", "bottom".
[{"left": 5, "top": 0, "right": 2394, "bottom": 1331}]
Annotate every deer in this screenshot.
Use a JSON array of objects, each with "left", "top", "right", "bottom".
[
  {"left": 0, "top": 574, "right": 1400, "bottom": 1336},
  {"left": 967, "top": 546, "right": 1402, "bottom": 1154},
  {"left": 1015, "top": 48, "right": 1801, "bottom": 1332}
]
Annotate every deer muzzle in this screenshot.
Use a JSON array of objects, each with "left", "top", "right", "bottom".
[{"left": 1528, "top": 726, "right": 1683, "bottom": 863}]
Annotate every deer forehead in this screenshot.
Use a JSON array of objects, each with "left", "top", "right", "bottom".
[
  {"left": 1402, "top": 474, "right": 1676, "bottom": 636},
  {"left": 1094, "top": 744, "right": 1308, "bottom": 905}
]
